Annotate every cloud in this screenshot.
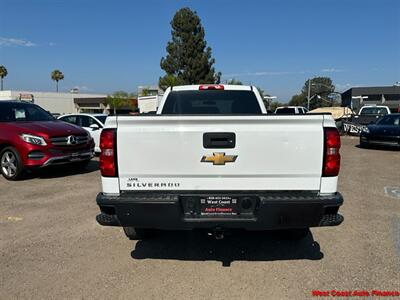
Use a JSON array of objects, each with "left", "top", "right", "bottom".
[
  {"left": 321, "top": 68, "right": 346, "bottom": 73},
  {"left": 48, "top": 42, "right": 56, "bottom": 47},
  {"left": 0, "top": 37, "right": 37, "bottom": 47},
  {"left": 222, "top": 68, "right": 349, "bottom": 78}
]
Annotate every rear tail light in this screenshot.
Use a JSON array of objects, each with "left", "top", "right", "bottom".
[
  {"left": 100, "top": 129, "right": 117, "bottom": 177},
  {"left": 199, "top": 84, "right": 224, "bottom": 90},
  {"left": 323, "top": 127, "right": 341, "bottom": 177}
]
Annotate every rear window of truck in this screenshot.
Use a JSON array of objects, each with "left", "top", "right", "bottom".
[
  {"left": 360, "top": 107, "right": 388, "bottom": 115},
  {"left": 161, "top": 90, "right": 262, "bottom": 114}
]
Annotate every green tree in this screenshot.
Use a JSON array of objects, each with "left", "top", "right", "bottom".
[
  {"left": 141, "top": 88, "right": 150, "bottom": 96},
  {"left": 289, "top": 76, "right": 335, "bottom": 110},
  {"left": 226, "top": 78, "right": 243, "bottom": 85},
  {"left": 302, "top": 76, "right": 335, "bottom": 97},
  {"left": 51, "top": 69, "right": 64, "bottom": 92},
  {"left": 159, "top": 7, "right": 221, "bottom": 90},
  {"left": 159, "top": 74, "right": 185, "bottom": 91},
  {"left": 256, "top": 86, "right": 266, "bottom": 99},
  {"left": 0, "top": 65, "right": 8, "bottom": 91},
  {"left": 288, "top": 94, "right": 307, "bottom": 107},
  {"left": 106, "top": 91, "right": 135, "bottom": 115},
  {"left": 270, "top": 101, "right": 285, "bottom": 112}
]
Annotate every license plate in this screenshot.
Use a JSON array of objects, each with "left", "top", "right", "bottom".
[{"left": 200, "top": 196, "right": 238, "bottom": 215}]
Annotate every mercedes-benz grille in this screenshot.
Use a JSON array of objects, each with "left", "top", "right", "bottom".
[{"left": 50, "top": 135, "right": 89, "bottom": 146}]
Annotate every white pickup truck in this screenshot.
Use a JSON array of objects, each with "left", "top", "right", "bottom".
[{"left": 96, "top": 84, "right": 343, "bottom": 240}]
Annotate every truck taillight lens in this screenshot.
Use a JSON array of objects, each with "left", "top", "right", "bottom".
[
  {"left": 323, "top": 127, "right": 341, "bottom": 177},
  {"left": 199, "top": 84, "right": 224, "bottom": 90},
  {"left": 100, "top": 129, "right": 117, "bottom": 177}
]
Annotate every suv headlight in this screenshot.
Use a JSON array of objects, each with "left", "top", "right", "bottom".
[
  {"left": 20, "top": 134, "right": 47, "bottom": 146},
  {"left": 362, "top": 127, "right": 370, "bottom": 134}
]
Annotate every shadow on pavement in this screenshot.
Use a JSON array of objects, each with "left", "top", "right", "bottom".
[
  {"left": 131, "top": 229, "right": 323, "bottom": 267},
  {"left": 22, "top": 159, "right": 99, "bottom": 180},
  {"left": 355, "top": 144, "right": 400, "bottom": 151}
]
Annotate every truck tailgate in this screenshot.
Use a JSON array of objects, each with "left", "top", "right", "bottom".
[{"left": 116, "top": 115, "right": 325, "bottom": 191}]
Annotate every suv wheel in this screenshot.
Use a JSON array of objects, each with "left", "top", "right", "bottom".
[{"left": 0, "top": 147, "right": 24, "bottom": 180}]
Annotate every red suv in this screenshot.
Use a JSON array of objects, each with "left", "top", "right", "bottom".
[{"left": 0, "top": 101, "right": 95, "bottom": 180}]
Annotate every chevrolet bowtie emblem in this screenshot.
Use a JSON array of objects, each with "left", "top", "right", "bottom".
[{"left": 201, "top": 152, "right": 238, "bottom": 165}]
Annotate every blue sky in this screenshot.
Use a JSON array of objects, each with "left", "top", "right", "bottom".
[{"left": 1, "top": 0, "right": 399, "bottom": 101}]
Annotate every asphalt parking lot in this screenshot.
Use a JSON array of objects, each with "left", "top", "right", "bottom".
[{"left": 0, "top": 136, "right": 399, "bottom": 299}]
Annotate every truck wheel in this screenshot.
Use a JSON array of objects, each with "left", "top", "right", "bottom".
[
  {"left": 282, "top": 228, "right": 309, "bottom": 240},
  {"left": 123, "top": 227, "right": 156, "bottom": 240},
  {"left": 0, "top": 147, "right": 24, "bottom": 181}
]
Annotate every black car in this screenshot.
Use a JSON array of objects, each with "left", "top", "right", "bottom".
[{"left": 360, "top": 113, "right": 400, "bottom": 148}]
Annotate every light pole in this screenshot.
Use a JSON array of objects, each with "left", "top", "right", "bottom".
[
  {"left": 263, "top": 96, "right": 277, "bottom": 111},
  {"left": 307, "top": 79, "right": 337, "bottom": 110},
  {"left": 307, "top": 79, "right": 311, "bottom": 111}
]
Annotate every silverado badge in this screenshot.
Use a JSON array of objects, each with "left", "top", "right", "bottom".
[{"left": 201, "top": 152, "right": 238, "bottom": 165}]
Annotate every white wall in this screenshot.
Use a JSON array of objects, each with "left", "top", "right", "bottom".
[
  {"left": 138, "top": 95, "right": 161, "bottom": 113},
  {"left": 0, "top": 90, "right": 106, "bottom": 114}
]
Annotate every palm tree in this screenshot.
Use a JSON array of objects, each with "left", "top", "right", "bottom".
[
  {"left": 0, "top": 65, "right": 8, "bottom": 91},
  {"left": 51, "top": 69, "right": 64, "bottom": 92}
]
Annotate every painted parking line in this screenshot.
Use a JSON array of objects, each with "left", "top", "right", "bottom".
[
  {"left": 0, "top": 216, "right": 23, "bottom": 222},
  {"left": 384, "top": 187, "right": 400, "bottom": 199},
  {"left": 393, "top": 217, "right": 400, "bottom": 264}
]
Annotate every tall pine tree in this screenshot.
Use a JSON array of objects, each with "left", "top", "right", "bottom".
[{"left": 159, "top": 8, "right": 221, "bottom": 90}]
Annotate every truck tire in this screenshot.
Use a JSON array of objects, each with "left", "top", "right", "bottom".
[
  {"left": 282, "top": 228, "right": 309, "bottom": 240},
  {"left": 123, "top": 227, "right": 156, "bottom": 240},
  {"left": 0, "top": 146, "right": 24, "bottom": 181}
]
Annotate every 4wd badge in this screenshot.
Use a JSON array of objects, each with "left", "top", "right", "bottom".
[{"left": 201, "top": 152, "right": 238, "bottom": 165}]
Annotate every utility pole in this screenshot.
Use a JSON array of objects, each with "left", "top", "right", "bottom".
[{"left": 307, "top": 78, "right": 311, "bottom": 110}]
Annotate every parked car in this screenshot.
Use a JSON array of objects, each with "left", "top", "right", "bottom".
[
  {"left": 275, "top": 106, "right": 308, "bottom": 114},
  {"left": 96, "top": 84, "right": 343, "bottom": 241},
  {"left": 0, "top": 101, "right": 95, "bottom": 180},
  {"left": 360, "top": 113, "right": 400, "bottom": 148},
  {"left": 353, "top": 105, "right": 391, "bottom": 126},
  {"left": 58, "top": 114, "right": 107, "bottom": 153},
  {"left": 340, "top": 105, "right": 392, "bottom": 136}
]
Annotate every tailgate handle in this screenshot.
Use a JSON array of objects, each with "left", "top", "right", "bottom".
[{"left": 203, "top": 132, "right": 236, "bottom": 148}]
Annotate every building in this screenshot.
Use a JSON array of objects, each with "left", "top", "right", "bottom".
[
  {"left": 0, "top": 90, "right": 108, "bottom": 115},
  {"left": 137, "top": 95, "right": 163, "bottom": 113},
  {"left": 137, "top": 85, "right": 163, "bottom": 97},
  {"left": 341, "top": 86, "right": 400, "bottom": 113},
  {"left": 137, "top": 85, "right": 164, "bottom": 113}
]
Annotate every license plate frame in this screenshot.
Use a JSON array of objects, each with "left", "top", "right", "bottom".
[{"left": 199, "top": 196, "right": 238, "bottom": 216}]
